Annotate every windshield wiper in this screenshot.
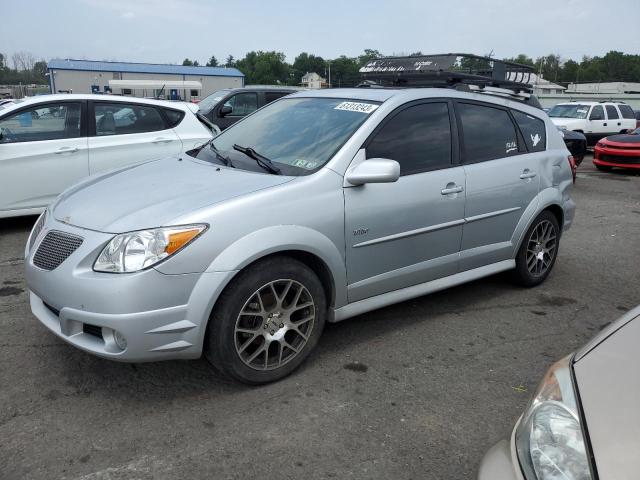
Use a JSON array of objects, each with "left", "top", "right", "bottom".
[
  {"left": 210, "top": 142, "right": 235, "bottom": 168},
  {"left": 233, "top": 144, "right": 281, "bottom": 174}
]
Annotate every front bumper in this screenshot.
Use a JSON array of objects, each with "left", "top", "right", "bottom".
[
  {"left": 478, "top": 422, "right": 524, "bottom": 480},
  {"left": 594, "top": 146, "right": 640, "bottom": 169},
  {"left": 25, "top": 216, "right": 236, "bottom": 362}
]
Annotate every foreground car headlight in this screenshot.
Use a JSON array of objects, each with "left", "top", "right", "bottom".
[
  {"left": 94, "top": 224, "right": 207, "bottom": 273},
  {"left": 515, "top": 356, "right": 592, "bottom": 480}
]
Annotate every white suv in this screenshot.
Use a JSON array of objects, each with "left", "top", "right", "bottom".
[{"left": 548, "top": 101, "right": 636, "bottom": 146}]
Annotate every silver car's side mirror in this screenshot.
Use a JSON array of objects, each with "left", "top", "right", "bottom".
[{"left": 345, "top": 158, "right": 401, "bottom": 186}]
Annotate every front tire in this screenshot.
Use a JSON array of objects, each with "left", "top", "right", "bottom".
[
  {"left": 205, "top": 256, "right": 326, "bottom": 385},
  {"left": 513, "top": 211, "right": 560, "bottom": 287}
]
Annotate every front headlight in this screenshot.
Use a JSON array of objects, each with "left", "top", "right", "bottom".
[
  {"left": 515, "top": 356, "right": 592, "bottom": 480},
  {"left": 93, "top": 224, "right": 207, "bottom": 273}
]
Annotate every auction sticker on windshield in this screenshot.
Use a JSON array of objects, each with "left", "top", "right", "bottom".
[{"left": 334, "top": 102, "right": 379, "bottom": 114}]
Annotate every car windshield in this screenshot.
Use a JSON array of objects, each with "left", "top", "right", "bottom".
[
  {"left": 197, "top": 89, "right": 231, "bottom": 114},
  {"left": 198, "top": 97, "right": 380, "bottom": 175},
  {"left": 548, "top": 104, "right": 591, "bottom": 119}
]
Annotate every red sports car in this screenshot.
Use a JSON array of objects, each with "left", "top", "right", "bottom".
[{"left": 594, "top": 128, "right": 640, "bottom": 171}]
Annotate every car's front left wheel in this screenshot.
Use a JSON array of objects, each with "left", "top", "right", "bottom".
[{"left": 205, "top": 256, "right": 326, "bottom": 384}]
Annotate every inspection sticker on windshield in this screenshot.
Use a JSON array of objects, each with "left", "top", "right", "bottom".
[{"left": 334, "top": 102, "right": 379, "bottom": 114}]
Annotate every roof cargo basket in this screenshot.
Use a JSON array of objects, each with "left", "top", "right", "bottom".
[{"left": 359, "top": 53, "right": 541, "bottom": 108}]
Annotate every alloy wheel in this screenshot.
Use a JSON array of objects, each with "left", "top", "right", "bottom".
[
  {"left": 234, "top": 279, "right": 315, "bottom": 370},
  {"left": 526, "top": 220, "right": 557, "bottom": 276}
]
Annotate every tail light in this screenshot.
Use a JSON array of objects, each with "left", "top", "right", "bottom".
[{"left": 567, "top": 155, "right": 577, "bottom": 183}]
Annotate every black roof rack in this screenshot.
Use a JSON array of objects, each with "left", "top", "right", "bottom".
[{"left": 358, "top": 53, "right": 541, "bottom": 108}]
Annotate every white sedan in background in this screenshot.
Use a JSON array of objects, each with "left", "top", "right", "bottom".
[{"left": 0, "top": 94, "right": 214, "bottom": 218}]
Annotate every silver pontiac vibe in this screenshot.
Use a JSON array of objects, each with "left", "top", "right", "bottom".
[{"left": 25, "top": 88, "right": 575, "bottom": 384}]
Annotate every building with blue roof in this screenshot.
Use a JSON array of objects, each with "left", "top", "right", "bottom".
[{"left": 47, "top": 59, "right": 245, "bottom": 101}]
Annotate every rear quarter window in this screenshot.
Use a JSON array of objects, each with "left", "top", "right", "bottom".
[
  {"left": 618, "top": 104, "right": 635, "bottom": 120},
  {"left": 163, "top": 108, "right": 185, "bottom": 128},
  {"left": 511, "top": 110, "right": 546, "bottom": 152}
]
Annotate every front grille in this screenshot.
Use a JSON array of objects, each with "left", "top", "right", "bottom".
[
  {"left": 33, "top": 230, "right": 83, "bottom": 271},
  {"left": 599, "top": 154, "right": 640, "bottom": 165},
  {"left": 82, "top": 323, "right": 103, "bottom": 339}
]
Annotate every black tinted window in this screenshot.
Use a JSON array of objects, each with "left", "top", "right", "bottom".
[
  {"left": 265, "top": 92, "right": 290, "bottom": 104},
  {"left": 605, "top": 105, "right": 619, "bottom": 120},
  {"left": 590, "top": 105, "right": 604, "bottom": 120},
  {"left": 458, "top": 103, "right": 519, "bottom": 162},
  {"left": 225, "top": 92, "right": 258, "bottom": 116},
  {"left": 367, "top": 102, "right": 451, "bottom": 175},
  {"left": 94, "top": 103, "right": 165, "bottom": 136},
  {"left": 618, "top": 104, "right": 635, "bottom": 119},
  {"left": 0, "top": 103, "right": 82, "bottom": 143},
  {"left": 163, "top": 108, "right": 184, "bottom": 128},
  {"left": 512, "top": 110, "right": 546, "bottom": 152}
]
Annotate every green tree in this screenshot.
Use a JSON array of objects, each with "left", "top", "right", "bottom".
[
  {"left": 327, "top": 55, "right": 361, "bottom": 87},
  {"left": 206, "top": 56, "right": 218, "bottom": 67},
  {"left": 33, "top": 60, "right": 47, "bottom": 80},
  {"left": 292, "top": 52, "right": 326, "bottom": 84},
  {"left": 225, "top": 55, "right": 235, "bottom": 67},
  {"left": 505, "top": 54, "right": 535, "bottom": 66},
  {"left": 234, "top": 51, "right": 290, "bottom": 85},
  {"left": 358, "top": 49, "right": 382, "bottom": 67},
  {"left": 182, "top": 58, "right": 194, "bottom": 66}
]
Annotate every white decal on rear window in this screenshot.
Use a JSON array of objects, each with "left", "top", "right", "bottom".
[
  {"left": 531, "top": 133, "right": 541, "bottom": 147},
  {"left": 334, "top": 102, "right": 379, "bottom": 114}
]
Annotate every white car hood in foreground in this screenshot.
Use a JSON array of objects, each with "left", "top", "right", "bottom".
[
  {"left": 573, "top": 305, "right": 640, "bottom": 480},
  {"left": 52, "top": 156, "right": 293, "bottom": 233}
]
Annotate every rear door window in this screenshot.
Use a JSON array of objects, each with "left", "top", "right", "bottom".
[
  {"left": 0, "top": 103, "right": 82, "bottom": 143},
  {"left": 511, "top": 110, "right": 546, "bottom": 152},
  {"left": 605, "top": 105, "right": 620, "bottom": 120},
  {"left": 94, "top": 103, "right": 166, "bottom": 136},
  {"left": 457, "top": 102, "right": 519, "bottom": 163},
  {"left": 367, "top": 102, "right": 452, "bottom": 175},
  {"left": 224, "top": 92, "right": 258, "bottom": 117}
]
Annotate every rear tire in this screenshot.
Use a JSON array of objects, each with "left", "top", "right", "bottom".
[
  {"left": 512, "top": 211, "right": 560, "bottom": 287},
  {"left": 595, "top": 164, "right": 612, "bottom": 172},
  {"left": 204, "top": 256, "right": 326, "bottom": 385}
]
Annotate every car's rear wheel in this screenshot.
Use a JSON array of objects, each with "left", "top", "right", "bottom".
[
  {"left": 595, "top": 164, "right": 612, "bottom": 172},
  {"left": 513, "top": 211, "right": 560, "bottom": 287},
  {"left": 205, "top": 256, "right": 326, "bottom": 384}
]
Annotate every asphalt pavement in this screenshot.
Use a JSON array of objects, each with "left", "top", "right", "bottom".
[{"left": 1, "top": 155, "right": 639, "bottom": 480}]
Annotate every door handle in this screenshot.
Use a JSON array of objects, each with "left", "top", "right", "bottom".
[
  {"left": 54, "top": 146, "right": 78, "bottom": 154},
  {"left": 618, "top": 122, "right": 622, "bottom": 126},
  {"left": 520, "top": 169, "right": 537, "bottom": 180},
  {"left": 152, "top": 137, "right": 173, "bottom": 144},
  {"left": 603, "top": 122, "right": 608, "bottom": 127},
  {"left": 441, "top": 184, "right": 464, "bottom": 195}
]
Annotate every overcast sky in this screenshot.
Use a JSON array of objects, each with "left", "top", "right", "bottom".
[{"left": 2, "top": 0, "right": 639, "bottom": 66}]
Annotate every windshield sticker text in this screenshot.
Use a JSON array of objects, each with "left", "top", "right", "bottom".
[
  {"left": 506, "top": 141, "right": 517, "bottom": 153},
  {"left": 334, "top": 102, "right": 379, "bottom": 114},
  {"left": 293, "top": 159, "right": 318, "bottom": 170}
]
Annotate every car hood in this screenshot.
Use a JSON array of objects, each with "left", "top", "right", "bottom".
[
  {"left": 52, "top": 156, "right": 294, "bottom": 233},
  {"left": 603, "top": 133, "right": 640, "bottom": 144},
  {"left": 572, "top": 305, "right": 640, "bottom": 480},
  {"left": 550, "top": 118, "right": 584, "bottom": 129}
]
